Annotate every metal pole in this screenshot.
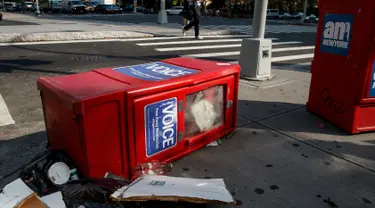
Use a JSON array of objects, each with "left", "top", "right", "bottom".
[
  {"left": 300, "top": 0, "right": 307, "bottom": 23},
  {"left": 160, "top": 0, "right": 165, "bottom": 12},
  {"left": 157, "top": 0, "right": 167, "bottom": 24},
  {"left": 252, "top": 0, "right": 268, "bottom": 39},
  {"left": 35, "top": 0, "right": 41, "bottom": 16}
]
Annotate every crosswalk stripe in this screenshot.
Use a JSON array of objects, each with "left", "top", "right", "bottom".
[
  {"left": 136, "top": 38, "right": 279, "bottom": 46},
  {"left": 183, "top": 46, "right": 315, "bottom": 58},
  {"left": 0, "top": 94, "right": 15, "bottom": 127},
  {"left": 272, "top": 46, "right": 315, "bottom": 52},
  {"left": 271, "top": 54, "right": 314, "bottom": 62},
  {"left": 0, "top": 35, "right": 253, "bottom": 47},
  {"left": 156, "top": 41, "right": 303, "bottom": 52}
]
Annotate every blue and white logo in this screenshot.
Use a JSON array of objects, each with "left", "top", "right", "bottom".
[
  {"left": 320, "top": 14, "right": 354, "bottom": 56},
  {"left": 113, "top": 62, "right": 199, "bottom": 81},
  {"left": 369, "top": 60, "right": 375, "bottom": 97},
  {"left": 145, "top": 98, "right": 178, "bottom": 157}
]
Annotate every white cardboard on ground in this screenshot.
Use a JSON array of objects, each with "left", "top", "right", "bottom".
[
  {"left": 0, "top": 178, "right": 34, "bottom": 208},
  {"left": 41, "top": 192, "right": 66, "bottom": 208},
  {"left": 112, "top": 175, "right": 235, "bottom": 203}
]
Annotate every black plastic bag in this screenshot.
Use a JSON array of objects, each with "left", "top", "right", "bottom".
[
  {"left": 77, "top": 201, "right": 131, "bottom": 208},
  {"left": 61, "top": 178, "right": 129, "bottom": 208}
]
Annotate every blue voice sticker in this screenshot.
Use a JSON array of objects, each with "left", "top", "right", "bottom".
[
  {"left": 113, "top": 62, "right": 199, "bottom": 81},
  {"left": 369, "top": 60, "right": 375, "bottom": 97},
  {"left": 320, "top": 14, "right": 354, "bottom": 56},
  {"left": 145, "top": 98, "right": 178, "bottom": 157}
]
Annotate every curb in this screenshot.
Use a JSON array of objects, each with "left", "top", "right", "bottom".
[
  {"left": 0, "top": 30, "right": 245, "bottom": 43},
  {"left": 0, "top": 31, "right": 154, "bottom": 43}
]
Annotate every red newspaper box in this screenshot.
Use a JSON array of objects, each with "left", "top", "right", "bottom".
[
  {"left": 37, "top": 57, "right": 240, "bottom": 179},
  {"left": 307, "top": 0, "right": 375, "bottom": 134}
]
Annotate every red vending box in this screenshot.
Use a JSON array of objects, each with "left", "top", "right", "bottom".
[
  {"left": 307, "top": 0, "right": 375, "bottom": 134},
  {"left": 37, "top": 57, "right": 240, "bottom": 179}
]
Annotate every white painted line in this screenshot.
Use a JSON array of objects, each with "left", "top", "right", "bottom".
[
  {"left": 183, "top": 51, "right": 240, "bottom": 58},
  {"left": 156, "top": 41, "right": 302, "bottom": 52},
  {"left": 137, "top": 37, "right": 279, "bottom": 46},
  {"left": 0, "top": 35, "right": 253, "bottom": 47},
  {"left": 183, "top": 45, "right": 313, "bottom": 58},
  {"left": 272, "top": 46, "right": 315, "bottom": 52},
  {"left": 272, "top": 54, "right": 314, "bottom": 62},
  {"left": 0, "top": 94, "right": 15, "bottom": 127}
]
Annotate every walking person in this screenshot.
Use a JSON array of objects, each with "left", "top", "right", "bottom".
[
  {"left": 22, "top": 1, "right": 27, "bottom": 14},
  {"left": 182, "top": 0, "right": 190, "bottom": 34},
  {"left": 182, "top": 0, "right": 203, "bottom": 40}
]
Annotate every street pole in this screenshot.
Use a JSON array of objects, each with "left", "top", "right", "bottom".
[
  {"left": 301, "top": 0, "right": 307, "bottom": 23},
  {"left": 239, "top": 0, "right": 272, "bottom": 80},
  {"left": 252, "top": 0, "right": 268, "bottom": 38},
  {"left": 1, "top": 0, "right": 4, "bottom": 12},
  {"left": 157, "top": 0, "right": 167, "bottom": 24},
  {"left": 35, "top": 0, "right": 41, "bottom": 16},
  {"left": 133, "top": 0, "right": 137, "bottom": 13}
]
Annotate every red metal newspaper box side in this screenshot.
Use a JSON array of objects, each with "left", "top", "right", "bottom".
[
  {"left": 37, "top": 71, "right": 131, "bottom": 179},
  {"left": 307, "top": 0, "right": 375, "bottom": 134},
  {"left": 95, "top": 57, "right": 240, "bottom": 177}
]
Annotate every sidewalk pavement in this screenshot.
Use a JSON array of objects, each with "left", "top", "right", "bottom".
[
  {"left": 1, "top": 63, "right": 375, "bottom": 207},
  {"left": 0, "top": 12, "right": 241, "bottom": 42}
]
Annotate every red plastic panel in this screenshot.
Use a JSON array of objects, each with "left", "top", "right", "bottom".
[
  {"left": 42, "top": 90, "right": 88, "bottom": 175},
  {"left": 355, "top": 105, "right": 375, "bottom": 132},
  {"left": 85, "top": 101, "right": 124, "bottom": 178},
  {"left": 307, "top": 0, "right": 375, "bottom": 134}
]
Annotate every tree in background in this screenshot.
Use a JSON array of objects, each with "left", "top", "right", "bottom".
[{"left": 208, "top": 0, "right": 318, "bottom": 15}]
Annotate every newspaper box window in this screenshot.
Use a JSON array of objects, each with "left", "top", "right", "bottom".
[{"left": 185, "top": 85, "right": 225, "bottom": 138}]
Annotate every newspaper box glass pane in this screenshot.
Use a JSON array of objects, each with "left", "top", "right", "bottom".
[{"left": 184, "top": 85, "right": 225, "bottom": 138}]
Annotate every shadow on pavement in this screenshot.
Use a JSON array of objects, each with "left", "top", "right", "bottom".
[
  {"left": 0, "top": 131, "right": 47, "bottom": 187},
  {"left": 10, "top": 44, "right": 181, "bottom": 64},
  {"left": 0, "top": 59, "right": 75, "bottom": 74},
  {"left": 0, "top": 19, "right": 39, "bottom": 26},
  {"left": 238, "top": 99, "right": 305, "bottom": 122}
]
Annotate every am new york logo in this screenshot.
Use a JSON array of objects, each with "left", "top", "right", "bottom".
[{"left": 320, "top": 14, "right": 354, "bottom": 56}]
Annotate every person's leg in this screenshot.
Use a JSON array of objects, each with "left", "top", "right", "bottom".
[
  {"left": 193, "top": 7, "right": 201, "bottom": 38},
  {"left": 183, "top": 19, "right": 195, "bottom": 31},
  {"left": 183, "top": 9, "right": 195, "bottom": 32}
]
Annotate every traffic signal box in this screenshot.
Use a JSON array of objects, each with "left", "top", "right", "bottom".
[
  {"left": 307, "top": 0, "right": 375, "bottom": 134},
  {"left": 37, "top": 58, "right": 240, "bottom": 179}
]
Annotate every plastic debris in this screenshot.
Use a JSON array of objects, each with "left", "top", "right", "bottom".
[
  {"left": 132, "top": 161, "right": 173, "bottom": 181},
  {"left": 206, "top": 139, "right": 223, "bottom": 147}
]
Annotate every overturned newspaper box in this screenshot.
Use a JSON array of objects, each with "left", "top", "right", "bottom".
[{"left": 37, "top": 57, "right": 240, "bottom": 180}]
